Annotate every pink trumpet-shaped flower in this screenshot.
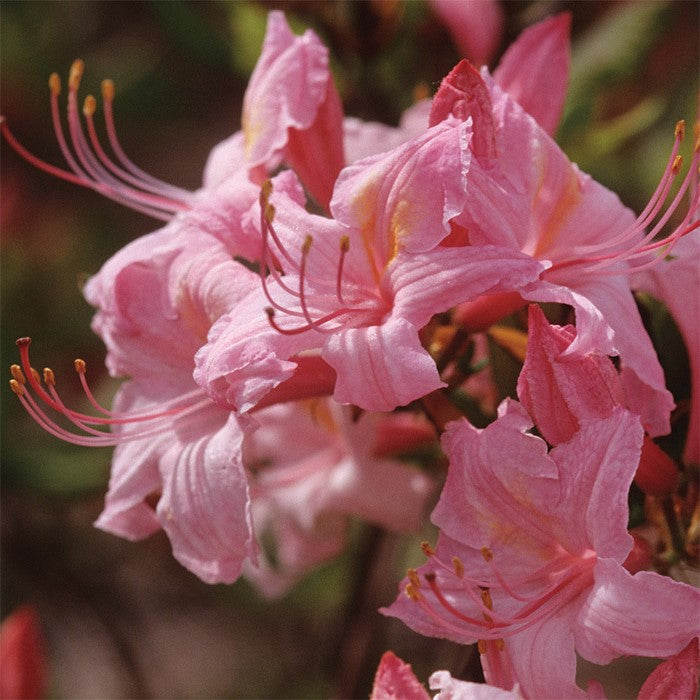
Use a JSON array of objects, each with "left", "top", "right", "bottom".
[
  {"left": 383, "top": 402, "right": 700, "bottom": 698},
  {"left": 638, "top": 637, "right": 699, "bottom": 700},
  {"left": 436, "top": 62, "right": 698, "bottom": 436}
]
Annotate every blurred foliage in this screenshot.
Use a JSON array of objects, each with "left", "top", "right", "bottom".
[{"left": 1, "top": 1, "right": 698, "bottom": 698}]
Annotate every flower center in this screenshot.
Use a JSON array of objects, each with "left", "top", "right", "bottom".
[
  {"left": 1, "top": 60, "right": 195, "bottom": 220},
  {"left": 405, "top": 541, "right": 597, "bottom": 642},
  {"left": 258, "top": 181, "right": 377, "bottom": 336}
]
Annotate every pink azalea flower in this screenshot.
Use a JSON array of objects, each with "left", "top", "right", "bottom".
[
  {"left": 0, "top": 605, "right": 47, "bottom": 700},
  {"left": 194, "top": 123, "right": 547, "bottom": 413},
  {"left": 435, "top": 61, "right": 698, "bottom": 437},
  {"left": 383, "top": 402, "right": 700, "bottom": 698},
  {"left": 242, "top": 401, "right": 434, "bottom": 597}
]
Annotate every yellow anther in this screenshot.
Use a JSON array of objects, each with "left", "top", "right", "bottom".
[
  {"left": 452, "top": 556, "right": 465, "bottom": 579},
  {"left": 30, "top": 368, "right": 41, "bottom": 383},
  {"left": 672, "top": 155, "right": 683, "bottom": 174},
  {"left": 74, "top": 358, "right": 86, "bottom": 374},
  {"left": 302, "top": 234, "right": 313, "bottom": 255},
  {"left": 9, "top": 379, "right": 25, "bottom": 396},
  {"left": 101, "top": 79, "right": 115, "bottom": 102},
  {"left": 480, "top": 546, "right": 493, "bottom": 562},
  {"left": 675, "top": 120, "right": 686, "bottom": 140},
  {"left": 43, "top": 367, "right": 55, "bottom": 386},
  {"left": 83, "top": 95, "right": 97, "bottom": 118},
  {"left": 421, "top": 541, "right": 435, "bottom": 557},
  {"left": 495, "top": 638, "right": 505, "bottom": 651},
  {"left": 10, "top": 364, "right": 25, "bottom": 384},
  {"left": 480, "top": 588, "right": 494, "bottom": 611},
  {"left": 264, "top": 202, "right": 276, "bottom": 224},
  {"left": 340, "top": 235, "right": 350, "bottom": 253},
  {"left": 260, "top": 179, "right": 273, "bottom": 203},
  {"left": 405, "top": 583, "right": 422, "bottom": 602},
  {"left": 69, "top": 59, "right": 85, "bottom": 92},
  {"left": 407, "top": 568, "right": 420, "bottom": 589},
  {"left": 477, "top": 639, "right": 488, "bottom": 654},
  {"left": 49, "top": 72, "right": 61, "bottom": 96}
]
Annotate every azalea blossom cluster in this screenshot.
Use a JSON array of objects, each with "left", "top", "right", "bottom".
[{"left": 4, "top": 8, "right": 700, "bottom": 698}]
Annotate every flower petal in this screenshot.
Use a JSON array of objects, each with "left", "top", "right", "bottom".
[
  {"left": 493, "top": 13, "right": 571, "bottom": 136},
  {"left": 322, "top": 317, "right": 445, "bottom": 412},
  {"left": 157, "top": 413, "right": 256, "bottom": 584},
  {"left": 575, "top": 558, "right": 700, "bottom": 665}
]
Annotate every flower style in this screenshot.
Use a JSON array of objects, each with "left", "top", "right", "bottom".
[
  {"left": 436, "top": 58, "right": 698, "bottom": 437},
  {"left": 383, "top": 398, "right": 700, "bottom": 698}
]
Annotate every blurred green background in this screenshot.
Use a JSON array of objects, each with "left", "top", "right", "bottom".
[{"left": 1, "top": 1, "right": 698, "bottom": 697}]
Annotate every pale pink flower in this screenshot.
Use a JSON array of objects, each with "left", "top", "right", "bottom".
[
  {"left": 435, "top": 61, "right": 698, "bottom": 437},
  {"left": 193, "top": 123, "right": 547, "bottom": 413},
  {"left": 242, "top": 401, "right": 434, "bottom": 597},
  {"left": 383, "top": 402, "right": 700, "bottom": 698}
]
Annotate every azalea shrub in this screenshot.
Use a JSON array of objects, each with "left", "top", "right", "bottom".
[{"left": 1, "top": 1, "right": 698, "bottom": 698}]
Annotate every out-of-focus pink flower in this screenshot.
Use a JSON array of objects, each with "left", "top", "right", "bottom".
[
  {"left": 0, "top": 605, "right": 47, "bottom": 700},
  {"left": 370, "top": 650, "right": 430, "bottom": 700},
  {"left": 243, "top": 401, "right": 434, "bottom": 597},
  {"left": 638, "top": 637, "right": 699, "bottom": 700},
  {"left": 428, "top": 0, "right": 504, "bottom": 67},
  {"left": 435, "top": 62, "right": 698, "bottom": 437},
  {"left": 383, "top": 402, "right": 700, "bottom": 697}
]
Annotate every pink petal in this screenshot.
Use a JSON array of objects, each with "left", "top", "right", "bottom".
[
  {"left": 549, "top": 408, "right": 642, "bottom": 560},
  {"left": 568, "top": 273, "right": 674, "bottom": 437},
  {"left": 493, "top": 13, "right": 571, "bottom": 135},
  {"left": 504, "top": 599, "right": 585, "bottom": 699},
  {"left": 633, "top": 234, "right": 700, "bottom": 464},
  {"left": 371, "top": 651, "right": 430, "bottom": 700},
  {"left": 390, "top": 246, "right": 546, "bottom": 329},
  {"left": 201, "top": 130, "right": 246, "bottom": 189},
  {"left": 638, "top": 637, "right": 699, "bottom": 700},
  {"left": 428, "top": 0, "right": 504, "bottom": 66},
  {"left": 429, "top": 671, "right": 521, "bottom": 699},
  {"left": 575, "top": 558, "right": 700, "bottom": 665},
  {"left": 322, "top": 317, "right": 445, "bottom": 412},
  {"left": 331, "top": 120, "right": 470, "bottom": 258},
  {"left": 242, "top": 11, "right": 332, "bottom": 170},
  {"left": 157, "top": 414, "right": 256, "bottom": 584},
  {"left": 429, "top": 60, "right": 497, "bottom": 159},
  {"left": 433, "top": 417, "right": 560, "bottom": 566},
  {"left": 517, "top": 304, "right": 624, "bottom": 445}
]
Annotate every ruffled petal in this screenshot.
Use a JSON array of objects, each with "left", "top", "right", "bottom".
[
  {"left": 157, "top": 413, "right": 256, "bottom": 584},
  {"left": 322, "top": 316, "right": 444, "bottom": 412},
  {"left": 549, "top": 408, "right": 642, "bottom": 559},
  {"left": 575, "top": 558, "right": 700, "bottom": 665}
]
